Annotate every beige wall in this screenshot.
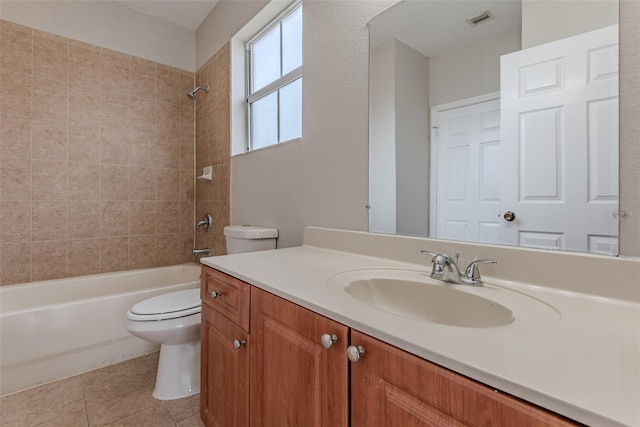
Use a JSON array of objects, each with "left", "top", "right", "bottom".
[
  {"left": 0, "top": 20, "right": 196, "bottom": 285},
  {"left": 194, "top": 44, "right": 231, "bottom": 257}
]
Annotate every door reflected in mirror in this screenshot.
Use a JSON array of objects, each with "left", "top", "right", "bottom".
[{"left": 368, "top": 0, "right": 619, "bottom": 256}]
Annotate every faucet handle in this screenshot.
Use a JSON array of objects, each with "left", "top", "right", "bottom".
[
  {"left": 463, "top": 259, "right": 497, "bottom": 285},
  {"left": 420, "top": 250, "right": 438, "bottom": 259}
]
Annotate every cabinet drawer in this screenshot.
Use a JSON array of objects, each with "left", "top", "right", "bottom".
[{"left": 201, "top": 266, "right": 250, "bottom": 331}]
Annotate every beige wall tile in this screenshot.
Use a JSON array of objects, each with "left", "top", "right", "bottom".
[
  {"left": 32, "top": 77, "right": 68, "bottom": 122},
  {"left": 69, "top": 125, "right": 100, "bottom": 163},
  {"left": 0, "top": 241, "right": 31, "bottom": 285},
  {"left": 101, "top": 91, "right": 130, "bottom": 131},
  {"left": 68, "top": 238, "right": 100, "bottom": 277},
  {"left": 130, "top": 200, "right": 156, "bottom": 233},
  {"left": 1, "top": 157, "right": 31, "bottom": 200},
  {"left": 1, "top": 71, "right": 32, "bottom": 117},
  {"left": 1, "top": 200, "right": 30, "bottom": 241},
  {"left": 33, "top": 30, "right": 69, "bottom": 82},
  {"left": 69, "top": 85, "right": 101, "bottom": 126},
  {"left": 101, "top": 164, "right": 129, "bottom": 200},
  {"left": 0, "top": 113, "right": 31, "bottom": 158},
  {"left": 157, "top": 102, "right": 181, "bottom": 137},
  {"left": 68, "top": 162, "right": 99, "bottom": 200},
  {"left": 129, "top": 131, "right": 156, "bottom": 168},
  {"left": 32, "top": 118, "right": 67, "bottom": 160},
  {"left": 32, "top": 200, "right": 67, "bottom": 241},
  {"left": 68, "top": 200, "right": 100, "bottom": 239},
  {"left": 130, "top": 167, "right": 156, "bottom": 200},
  {"left": 101, "top": 51, "right": 130, "bottom": 95},
  {"left": 32, "top": 159, "right": 67, "bottom": 200},
  {"left": 101, "top": 129, "right": 130, "bottom": 165},
  {"left": 156, "top": 134, "right": 179, "bottom": 169},
  {"left": 129, "top": 234, "right": 156, "bottom": 269},
  {"left": 69, "top": 42, "right": 100, "bottom": 88},
  {"left": 99, "top": 237, "right": 129, "bottom": 273},
  {"left": 100, "top": 200, "right": 130, "bottom": 237},
  {"left": 31, "top": 240, "right": 68, "bottom": 281},
  {"left": 156, "top": 168, "right": 179, "bottom": 201},
  {"left": 130, "top": 57, "right": 157, "bottom": 100},
  {"left": 195, "top": 134, "right": 211, "bottom": 170},
  {"left": 156, "top": 201, "right": 179, "bottom": 234},
  {"left": 130, "top": 96, "right": 157, "bottom": 133},
  {"left": 0, "top": 21, "right": 195, "bottom": 284},
  {"left": 0, "top": 21, "right": 32, "bottom": 75}
]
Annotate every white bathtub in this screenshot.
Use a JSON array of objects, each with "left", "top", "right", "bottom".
[{"left": 0, "top": 263, "right": 201, "bottom": 396}]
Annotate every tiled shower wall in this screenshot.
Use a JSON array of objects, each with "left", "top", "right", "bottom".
[
  {"left": 194, "top": 43, "right": 230, "bottom": 256},
  {"left": 0, "top": 20, "right": 196, "bottom": 285}
]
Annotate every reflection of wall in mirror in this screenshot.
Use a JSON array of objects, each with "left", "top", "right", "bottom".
[{"left": 522, "top": 0, "right": 619, "bottom": 49}]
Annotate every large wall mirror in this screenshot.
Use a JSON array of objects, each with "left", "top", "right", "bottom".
[{"left": 368, "top": 0, "right": 620, "bottom": 256}]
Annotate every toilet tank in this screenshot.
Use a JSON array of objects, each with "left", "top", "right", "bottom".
[{"left": 224, "top": 225, "right": 278, "bottom": 254}]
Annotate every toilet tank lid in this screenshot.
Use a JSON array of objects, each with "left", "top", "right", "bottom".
[{"left": 224, "top": 225, "right": 278, "bottom": 239}]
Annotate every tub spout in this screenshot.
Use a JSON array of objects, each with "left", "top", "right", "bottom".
[{"left": 192, "top": 248, "right": 210, "bottom": 260}]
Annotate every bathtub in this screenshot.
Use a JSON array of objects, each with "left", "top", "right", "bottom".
[{"left": 0, "top": 263, "right": 201, "bottom": 396}]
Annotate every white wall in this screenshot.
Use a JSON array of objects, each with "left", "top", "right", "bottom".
[
  {"left": 0, "top": 0, "right": 196, "bottom": 71},
  {"left": 522, "top": 0, "right": 618, "bottom": 49},
  {"left": 394, "top": 40, "right": 429, "bottom": 237},
  {"left": 230, "top": 1, "right": 397, "bottom": 248},
  {"left": 429, "top": 28, "right": 521, "bottom": 107},
  {"left": 196, "top": 0, "right": 269, "bottom": 70},
  {"left": 369, "top": 40, "right": 397, "bottom": 235}
]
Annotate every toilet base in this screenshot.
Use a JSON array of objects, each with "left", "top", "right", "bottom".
[{"left": 153, "top": 340, "right": 201, "bottom": 400}]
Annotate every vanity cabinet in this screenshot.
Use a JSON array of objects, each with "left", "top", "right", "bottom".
[
  {"left": 200, "top": 268, "right": 251, "bottom": 427},
  {"left": 250, "top": 287, "right": 349, "bottom": 426},
  {"left": 200, "top": 266, "right": 578, "bottom": 427},
  {"left": 350, "top": 330, "right": 577, "bottom": 427}
]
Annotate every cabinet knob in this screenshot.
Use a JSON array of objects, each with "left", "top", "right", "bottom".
[
  {"left": 347, "top": 345, "right": 365, "bottom": 362},
  {"left": 320, "top": 333, "right": 338, "bottom": 349},
  {"left": 210, "top": 290, "right": 223, "bottom": 299},
  {"left": 233, "top": 339, "right": 246, "bottom": 350}
]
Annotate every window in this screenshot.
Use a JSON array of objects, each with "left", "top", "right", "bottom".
[{"left": 246, "top": 2, "right": 302, "bottom": 151}]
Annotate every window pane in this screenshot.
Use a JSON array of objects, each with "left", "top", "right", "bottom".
[
  {"left": 252, "top": 26, "right": 281, "bottom": 92},
  {"left": 251, "top": 92, "right": 278, "bottom": 150},
  {"left": 279, "top": 78, "right": 302, "bottom": 142},
  {"left": 282, "top": 6, "right": 302, "bottom": 75}
]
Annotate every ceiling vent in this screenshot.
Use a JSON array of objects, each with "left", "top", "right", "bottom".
[{"left": 466, "top": 10, "right": 495, "bottom": 27}]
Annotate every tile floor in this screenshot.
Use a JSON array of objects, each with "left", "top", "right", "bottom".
[{"left": 0, "top": 353, "right": 204, "bottom": 427}]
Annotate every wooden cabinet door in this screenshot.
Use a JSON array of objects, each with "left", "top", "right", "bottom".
[
  {"left": 250, "top": 287, "right": 349, "bottom": 427},
  {"left": 200, "top": 306, "right": 249, "bottom": 427},
  {"left": 350, "top": 330, "right": 578, "bottom": 427}
]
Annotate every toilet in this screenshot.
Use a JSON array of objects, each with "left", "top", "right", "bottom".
[
  {"left": 125, "top": 288, "right": 201, "bottom": 400},
  {"left": 224, "top": 225, "right": 278, "bottom": 254},
  {"left": 125, "top": 225, "right": 277, "bottom": 400}
]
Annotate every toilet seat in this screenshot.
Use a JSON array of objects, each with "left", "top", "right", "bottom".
[{"left": 127, "top": 289, "right": 201, "bottom": 321}]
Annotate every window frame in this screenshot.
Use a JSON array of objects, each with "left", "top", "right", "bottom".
[{"left": 245, "top": 1, "right": 302, "bottom": 151}]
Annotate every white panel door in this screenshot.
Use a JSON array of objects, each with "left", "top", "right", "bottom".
[
  {"left": 500, "top": 25, "right": 619, "bottom": 255},
  {"left": 435, "top": 99, "right": 501, "bottom": 244}
]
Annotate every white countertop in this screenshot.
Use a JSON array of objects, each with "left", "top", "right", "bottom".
[{"left": 201, "top": 232, "right": 640, "bottom": 426}]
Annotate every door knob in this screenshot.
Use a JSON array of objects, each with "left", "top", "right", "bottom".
[
  {"left": 503, "top": 211, "right": 516, "bottom": 222},
  {"left": 347, "top": 345, "right": 365, "bottom": 362},
  {"left": 210, "top": 290, "right": 223, "bottom": 299},
  {"left": 233, "top": 339, "right": 246, "bottom": 350},
  {"left": 321, "top": 333, "right": 338, "bottom": 349}
]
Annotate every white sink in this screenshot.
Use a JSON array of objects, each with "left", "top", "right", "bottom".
[{"left": 326, "top": 269, "right": 560, "bottom": 330}]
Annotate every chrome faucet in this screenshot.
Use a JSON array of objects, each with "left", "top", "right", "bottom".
[
  {"left": 192, "top": 248, "right": 210, "bottom": 260},
  {"left": 196, "top": 213, "right": 213, "bottom": 232},
  {"left": 420, "top": 250, "right": 496, "bottom": 286}
]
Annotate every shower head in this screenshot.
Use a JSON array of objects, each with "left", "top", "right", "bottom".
[{"left": 187, "top": 85, "right": 209, "bottom": 100}]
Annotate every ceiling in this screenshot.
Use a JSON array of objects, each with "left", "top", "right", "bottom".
[{"left": 117, "top": 0, "right": 219, "bottom": 30}]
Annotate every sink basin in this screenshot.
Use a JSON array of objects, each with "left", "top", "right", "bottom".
[{"left": 326, "top": 269, "right": 560, "bottom": 330}]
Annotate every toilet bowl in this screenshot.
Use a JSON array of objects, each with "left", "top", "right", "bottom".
[{"left": 125, "top": 288, "right": 201, "bottom": 400}]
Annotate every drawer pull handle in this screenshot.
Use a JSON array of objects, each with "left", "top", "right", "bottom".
[
  {"left": 233, "top": 339, "right": 246, "bottom": 350},
  {"left": 210, "top": 290, "right": 223, "bottom": 299},
  {"left": 347, "top": 345, "right": 365, "bottom": 363},
  {"left": 321, "top": 333, "right": 338, "bottom": 349}
]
